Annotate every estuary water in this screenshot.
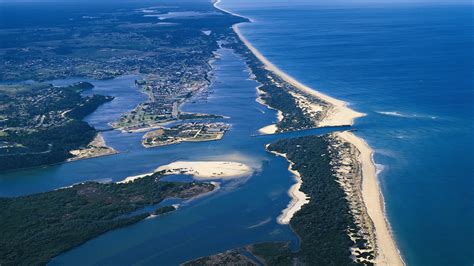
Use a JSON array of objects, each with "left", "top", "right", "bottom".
[
  {"left": 219, "top": 1, "right": 474, "bottom": 265},
  {"left": 1, "top": 48, "right": 339, "bottom": 264}
]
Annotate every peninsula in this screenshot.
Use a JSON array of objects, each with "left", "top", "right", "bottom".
[
  {"left": 188, "top": 1, "right": 404, "bottom": 265},
  {"left": 0, "top": 82, "right": 114, "bottom": 172}
]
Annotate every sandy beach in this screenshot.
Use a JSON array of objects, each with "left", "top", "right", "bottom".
[
  {"left": 336, "top": 131, "right": 404, "bottom": 266},
  {"left": 258, "top": 124, "right": 277, "bottom": 134},
  {"left": 231, "top": 24, "right": 365, "bottom": 128},
  {"left": 267, "top": 147, "right": 310, "bottom": 225},
  {"left": 68, "top": 133, "right": 117, "bottom": 161},
  {"left": 117, "top": 173, "right": 153, "bottom": 184},
  {"left": 256, "top": 86, "right": 283, "bottom": 134},
  {"left": 119, "top": 161, "right": 253, "bottom": 184},
  {"left": 157, "top": 161, "right": 253, "bottom": 180}
]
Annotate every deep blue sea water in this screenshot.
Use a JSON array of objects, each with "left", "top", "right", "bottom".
[{"left": 219, "top": 1, "right": 474, "bottom": 265}]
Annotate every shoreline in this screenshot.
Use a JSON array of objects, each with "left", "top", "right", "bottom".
[
  {"left": 68, "top": 133, "right": 118, "bottom": 162},
  {"left": 214, "top": 1, "right": 403, "bottom": 264},
  {"left": 336, "top": 131, "right": 404, "bottom": 265},
  {"left": 266, "top": 146, "right": 309, "bottom": 225},
  {"left": 230, "top": 22, "right": 365, "bottom": 128}
]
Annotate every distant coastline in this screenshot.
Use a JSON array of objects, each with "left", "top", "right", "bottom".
[{"left": 214, "top": 1, "right": 403, "bottom": 264}]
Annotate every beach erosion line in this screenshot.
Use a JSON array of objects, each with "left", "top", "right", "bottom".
[{"left": 215, "top": 1, "right": 403, "bottom": 264}]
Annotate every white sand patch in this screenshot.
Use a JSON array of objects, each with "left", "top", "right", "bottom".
[
  {"left": 258, "top": 124, "right": 278, "bottom": 134},
  {"left": 117, "top": 173, "right": 153, "bottom": 184},
  {"left": 157, "top": 161, "right": 253, "bottom": 180}
]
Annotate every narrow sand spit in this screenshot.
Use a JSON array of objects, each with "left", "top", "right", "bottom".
[
  {"left": 267, "top": 147, "right": 309, "bottom": 225},
  {"left": 336, "top": 131, "right": 404, "bottom": 266},
  {"left": 117, "top": 173, "right": 153, "bottom": 184},
  {"left": 68, "top": 133, "right": 117, "bottom": 161}
]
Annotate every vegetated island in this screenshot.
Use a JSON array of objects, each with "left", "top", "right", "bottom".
[
  {"left": 0, "top": 172, "right": 215, "bottom": 265},
  {"left": 0, "top": 82, "right": 115, "bottom": 172},
  {"left": 142, "top": 122, "right": 230, "bottom": 148}
]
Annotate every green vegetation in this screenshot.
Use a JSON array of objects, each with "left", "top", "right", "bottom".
[
  {"left": 142, "top": 122, "right": 229, "bottom": 147},
  {"left": 257, "top": 135, "right": 368, "bottom": 265},
  {"left": 183, "top": 250, "right": 257, "bottom": 266},
  {"left": 184, "top": 135, "right": 369, "bottom": 265},
  {"left": 153, "top": 205, "right": 177, "bottom": 216},
  {"left": 249, "top": 242, "right": 294, "bottom": 265},
  {"left": 178, "top": 113, "right": 224, "bottom": 120},
  {"left": 0, "top": 82, "right": 113, "bottom": 172},
  {"left": 0, "top": 172, "right": 214, "bottom": 265},
  {"left": 226, "top": 33, "right": 320, "bottom": 132}
]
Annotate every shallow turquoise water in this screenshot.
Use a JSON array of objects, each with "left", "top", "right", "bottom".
[{"left": 219, "top": 1, "right": 474, "bottom": 265}]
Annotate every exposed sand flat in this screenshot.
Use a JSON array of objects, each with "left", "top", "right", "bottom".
[
  {"left": 232, "top": 24, "right": 365, "bottom": 127},
  {"left": 119, "top": 161, "right": 252, "bottom": 183},
  {"left": 268, "top": 148, "right": 310, "bottom": 225},
  {"left": 68, "top": 133, "right": 117, "bottom": 161},
  {"left": 157, "top": 161, "right": 253, "bottom": 180},
  {"left": 258, "top": 124, "right": 277, "bottom": 134},
  {"left": 335, "top": 131, "right": 404, "bottom": 266}
]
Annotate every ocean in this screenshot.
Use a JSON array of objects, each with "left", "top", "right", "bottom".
[{"left": 219, "top": 1, "right": 474, "bottom": 265}]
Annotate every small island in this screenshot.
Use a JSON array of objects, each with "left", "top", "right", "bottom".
[{"left": 142, "top": 122, "right": 230, "bottom": 147}]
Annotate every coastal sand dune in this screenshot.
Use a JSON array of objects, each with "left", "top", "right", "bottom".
[{"left": 336, "top": 131, "right": 404, "bottom": 266}]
